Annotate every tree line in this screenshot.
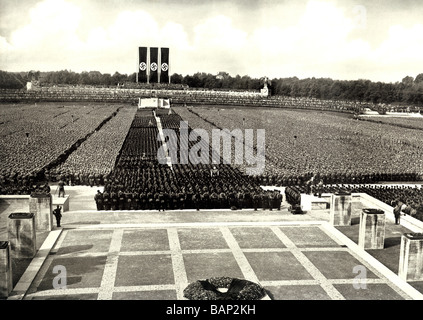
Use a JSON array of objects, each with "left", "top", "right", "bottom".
[{"left": 1, "top": 69, "right": 422, "bottom": 106}]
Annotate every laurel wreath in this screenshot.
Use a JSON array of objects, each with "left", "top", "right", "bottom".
[{"left": 183, "top": 277, "right": 267, "bottom": 300}]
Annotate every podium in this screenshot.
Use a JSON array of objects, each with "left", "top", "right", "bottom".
[
  {"left": 52, "top": 195, "right": 70, "bottom": 212},
  {"left": 398, "top": 233, "right": 423, "bottom": 281},
  {"left": 358, "top": 209, "right": 386, "bottom": 249},
  {"left": 7, "top": 213, "right": 37, "bottom": 259},
  {"left": 300, "top": 194, "right": 329, "bottom": 211},
  {"left": 29, "top": 193, "right": 53, "bottom": 232},
  {"left": 0, "top": 241, "right": 13, "bottom": 298},
  {"left": 329, "top": 192, "right": 352, "bottom": 226}
]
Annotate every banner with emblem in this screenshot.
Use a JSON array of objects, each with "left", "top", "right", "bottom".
[
  {"left": 149, "top": 47, "right": 158, "bottom": 83},
  {"left": 138, "top": 47, "right": 148, "bottom": 83},
  {"left": 160, "top": 47, "right": 169, "bottom": 84}
]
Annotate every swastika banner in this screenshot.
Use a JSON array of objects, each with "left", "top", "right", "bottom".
[
  {"left": 160, "top": 47, "right": 169, "bottom": 84},
  {"left": 138, "top": 47, "right": 148, "bottom": 83},
  {"left": 149, "top": 47, "right": 158, "bottom": 83}
]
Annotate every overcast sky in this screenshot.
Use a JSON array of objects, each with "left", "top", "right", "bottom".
[{"left": 0, "top": 0, "right": 422, "bottom": 82}]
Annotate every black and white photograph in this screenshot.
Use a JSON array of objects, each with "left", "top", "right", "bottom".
[{"left": 0, "top": 0, "right": 422, "bottom": 312}]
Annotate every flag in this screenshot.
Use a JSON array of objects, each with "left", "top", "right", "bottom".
[
  {"left": 138, "top": 47, "right": 148, "bottom": 83},
  {"left": 160, "top": 47, "right": 169, "bottom": 84},
  {"left": 149, "top": 47, "right": 158, "bottom": 83}
]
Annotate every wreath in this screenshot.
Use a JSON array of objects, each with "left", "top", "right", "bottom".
[{"left": 183, "top": 277, "right": 267, "bottom": 300}]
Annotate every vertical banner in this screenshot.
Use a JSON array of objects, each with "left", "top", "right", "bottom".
[
  {"left": 149, "top": 47, "right": 158, "bottom": 83},
  {"left": 138, "top": 47, "right": 148, "bottom": 83},
  {"left": 160, "top": 47, "right": 169, "bottom": 84}
]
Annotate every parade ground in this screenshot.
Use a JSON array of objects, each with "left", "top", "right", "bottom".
[{"left": 1, "top": 185, "right": 423, "bottom": 300}]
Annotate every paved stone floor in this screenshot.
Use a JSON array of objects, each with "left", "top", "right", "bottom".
[
  {"left": 21, "top": 223, "right": 417, "bottom": 300},
  {"left": 2, "top": 185, "right": 423, "bottom": 300}
]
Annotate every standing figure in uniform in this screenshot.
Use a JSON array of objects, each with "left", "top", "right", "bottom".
[
  {"left": 58, "top": 179, "right": 66, "bottom": 197},
  {"left": 94, "top": 190, "right": 103, "bottom": 211},
  {"left": 252, "top": 191, "right": 260, "bottom": 211},
  {"left": 53, "top": 205, "right": 62, "bottom": 227}
]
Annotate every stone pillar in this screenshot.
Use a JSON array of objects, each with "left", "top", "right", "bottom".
[
  {"left": 0, "top": 241, "right": 13, "bottom": 298},
  {"left": 358, "top": 208, "right": 386, "bottom": 249},
  {"left": 29, "top": 193, "right": 53, "bottom": 232},
  {"left": 329, "top": 191, "right": 352, "bottom": 226},
  {"left": 7, "top": 213, "right": 37, "bottom": 259},
  {"left": 398, "top": 233, "right": 423, "bottom": 281}
]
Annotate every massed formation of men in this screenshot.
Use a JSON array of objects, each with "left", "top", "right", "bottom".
[{"left": 96, "top": 162, "right": 283, "bottom": 211}]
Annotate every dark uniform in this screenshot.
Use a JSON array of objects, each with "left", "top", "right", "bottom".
[
  {"left": 88, "top": 173, "right": 94, "bottom": 187},
  {"left": 103, "top": 190, "right": 110, "bottom": 210},
  {"left": 210, "top": 191, "right": 219, "bottom": 209},
  {"left": 140, "top": 192, "right": 147, "bottom": 210},
  {"left": 118, "top": 190, "right": 125, "bottom": 210},
  {"left": 178, "top": 191, "right": 186, "bottom": 210},
  {"left": 237, "top": 191, "right": 245, "bottom": 210},
  {"left": 110, "top": 190, "right": 118, "bottom": 211},
  {"left": 276, "top": 191, "right": 283, "bottom": 210},
  {"left": 53, "top": 205, "right": 62, "bottom": 227},
  {"left": 192, "top": 193, "right": 201, "bottom": 211},
  {"left": 125, "top": 191, "right": 133, "bottom": 210},
  {"left": 147, "top": 191, "right": 154, "bottom": 210},
  {"left": 261, "top": 192, "right": 269, "bottom": 210},
  {"left": 133, "top": 191, "right": 140, "bottom": 210},
  {"left": 94, "top": 190, "right": 104, "bottom": 211},
  {"left": 202, "top": 191, "right": 210, "bottom": 209},
  {"left": 219, "top": 192, "right": 227, "bottom": 209},
  {"left": 252, "top": 192, "right": 260, "bottom": 211},
  {"left": 58, "top": 180, "right": 65, "bottom": 197}
]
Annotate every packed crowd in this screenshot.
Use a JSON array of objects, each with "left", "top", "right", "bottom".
[
  {"left": 53, "top": 106, "right": 137, "bottom": 178},
  {"left": 284, "top": 183, "right": 423, "bottom": 222},
  {"left": 0, "top": 103, "right": 121, "bottom": 194},
  {"left": 180, "top": 107, "right": 423, "bottom": 182},
  {"left": 98, "top": 108, "right": 283, "bottom": 210}
]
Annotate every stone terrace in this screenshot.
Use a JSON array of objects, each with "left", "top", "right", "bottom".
[{"left": 1, "top": 185, "right": 422, "bottom": 300}]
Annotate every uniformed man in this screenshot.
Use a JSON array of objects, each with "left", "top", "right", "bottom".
[
  {"left": 178, "top": 191, "right": 186, "bottom": 210},
  {"left": 94, "top": 190, "right": 103, "bottom": 211},
  {"left": 52, "top": 205, "right": 62, "bottom": 227},
  {"left": 268, "top": 191, "right": 274, "bottom": 211},
  {"left": 237, "top": 190, "right": 245, "bottom": 210},
  {"left": 125, "top": 190, "right": 133, "bottom": 210},
  {"left": 118, "top": 189, "right": 125, "bottom": 210},
  {"left": 228, "top": 191, "right": 236, "bottom": 208},
  {"left": 252, "top": 191, "right": 260, "bottom": 211},
  {"left": 133, "top": 190, "right": 140, "bottom": 210},
  {"left": 58, "top": 179, "right": 65, "bottom": 197},
  {"left": 202, "top": 190, "right": 210, "bottom": 209},
  {"left": 192, "top": 192, "right": 201, "bottom": 211},
  {"left": 103, "top": 189, "right": 110, "bottom": 210},
  {"left": 261, "top": 192, "right": 268, "bottom": 210},
  {"left": 110, "top": 189, "right": 118, "bottom": 211},
  {"left": 147, "top": 191, "right": 154, "bottom": 210},
  {"left": 140, "top": 191, "right": 147, "bottom": 210},
  {"left": 219, "top": 191, "right": 227, "bottom": 209},
  {"left": 210, "top": 191, "right": 219, "bottom": 209},
  {"left": 88, "top": 173, "right": 95, "bottom": 187}
]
